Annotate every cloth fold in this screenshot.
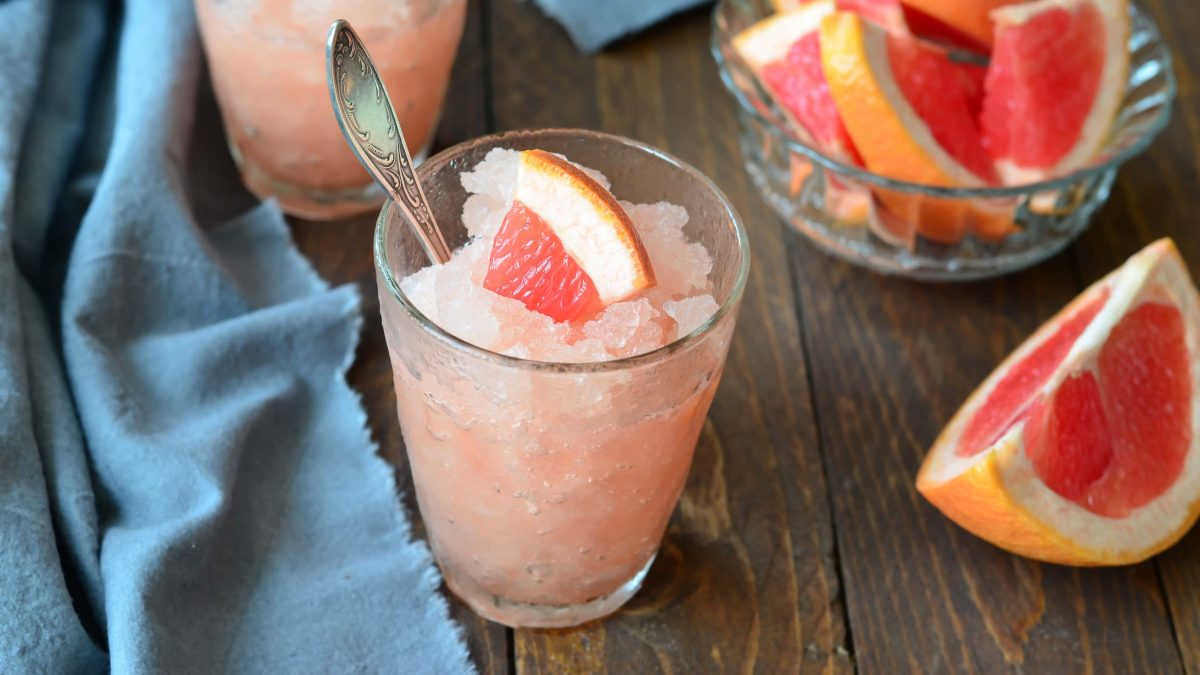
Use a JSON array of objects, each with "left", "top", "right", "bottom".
[
  {"left": 1, "top": 0, "right": 471, "bottom": 672},
  {"left": 531, "top": 0, "right": 710, "bottom": 52}
]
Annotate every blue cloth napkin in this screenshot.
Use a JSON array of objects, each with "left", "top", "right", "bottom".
[
  {"left": 0, "top": 0, "right": 471, "bottom": 672},
  {"left": 532, "top": 0, "right": 711, "bottom": 52}
]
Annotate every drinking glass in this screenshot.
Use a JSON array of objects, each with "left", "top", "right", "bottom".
[
  {"left": 375, "top": 129, "right": 751, "bottom": 627},
  {"left": 196, "top": 0, "right": 467, "bottom": 219}
]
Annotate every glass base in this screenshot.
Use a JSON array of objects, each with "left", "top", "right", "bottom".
[
  {"left": 441, "top": 553, "right": 657, "bottom": 628},
  {"left": 228, "top": 136, "right": 432, "bottom": 221}
]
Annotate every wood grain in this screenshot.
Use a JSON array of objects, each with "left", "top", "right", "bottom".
[{"left": 490, "top": 4, "right": 850, "bottom": 673}]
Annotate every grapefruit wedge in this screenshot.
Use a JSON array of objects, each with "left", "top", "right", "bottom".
[
  {"left": 483, "top": 150, "right": 655, "bottom": 323},
  {"left": 733, "top": 1, "right": 861, "bottom": 162},
  {"left": 981, "top": 0, "right": 1130, "bottom": 184},
  {"left": 917, "top": 239, "right": 1200, "bottom": 565},
  {"left": 820, "top": 11, "right": 995, "bottom": 186},
  {"left": 820, "top": 11, "right": 1012, "bottom": 242}
]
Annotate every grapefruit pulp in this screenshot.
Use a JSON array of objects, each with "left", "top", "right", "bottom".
[{"left": 917, "top": 239, "right": 1200, "bottom": 565}]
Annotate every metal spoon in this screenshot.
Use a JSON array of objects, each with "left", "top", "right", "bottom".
[{"left": 326, "top": 19, "right": 452, "bottom": 264}]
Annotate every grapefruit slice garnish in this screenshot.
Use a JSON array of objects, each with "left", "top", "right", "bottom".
[
  {"left": 483, "top": 150, "right": 655, "bottom": 324},
  {"left": 917, "top": 239, "right": 1200, "bottom": 565},
  {"left": 980, "top": 0, "right": 1130, "bottom": 184},
  {"left": 733, "top": 1, "right": 862, "bottom": 163}
]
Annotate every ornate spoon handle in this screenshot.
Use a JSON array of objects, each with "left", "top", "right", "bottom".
[{"left": 326, "top": 19, "right": 452, "bottom": 264}]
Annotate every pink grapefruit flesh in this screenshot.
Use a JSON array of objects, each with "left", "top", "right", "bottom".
[
  {"left": 958, "top": 288, "right": 1110, "bottom": 457},
  {"left": 983, "top": 4, "right": 1103, "bottom": 167},
  {"left": 838, "top": 0, "right": 908, "bottom": 33},
  {"left": 980, "top": 0, "right": 1128, "bottom": 182},
  {"left": 1024, "top": 301, "right": 1191, "bottom": 517},
  {"left": 955, "top": 285, "right": 1192, "bottom": 519},
  {"left": 485, "top": 201, "right": 603, "bottom": 323}
]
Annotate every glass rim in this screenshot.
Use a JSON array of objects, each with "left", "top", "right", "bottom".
[
  {"left": 709, "top": 0, "right": 1177, "bottom": 198},
  {"left": 374, "top": 128, "right": 752, "bottom": 374}
]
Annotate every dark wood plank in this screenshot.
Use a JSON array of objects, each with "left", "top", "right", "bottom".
[
  {"left": 488, "top": 0, "right": 600, "bottom": 131},
  {"left": 1068, "top": 1, "right": 1200, "bottom": 671},
  {"left": 291, "top": 2, "right": 509, "bottom": 671},
  {"left": 490, "top": 5, "right": 850, "bottom": 673}
]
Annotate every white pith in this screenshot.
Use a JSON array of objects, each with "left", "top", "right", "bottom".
[
  {"left": 513, "top": 153, "right": 645, "bottom": 304},
  {"left": 732, "top": 0, "right": 835, "bottom": 70},
  {"left": 991, "top": 0, "right": 1130, "bottom": 183},
  {"left": 925, "top": 241, "right": 1200, "bottom": 556},
  {"left": 859, "top": 20, "right": 988, "bottom": 187}
]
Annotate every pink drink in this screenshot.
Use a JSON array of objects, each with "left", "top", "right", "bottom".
[
  {"left": 375, "top": 130, "right": 749, "bottom": 627},
  {"left": 196, "top": 0, "right": 466, "bottom": 219}
]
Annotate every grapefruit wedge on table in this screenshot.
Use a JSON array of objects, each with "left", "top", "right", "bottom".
[
  {"left": 819, "top": 11, "right": 1015, "bottom": 244},
  {"left": 918, "top": 239, "right": 1200, "bottom": 565},
  {"left": 981, "top": 0, "right": 1130, "bottom": 184},
  {"left": 483, "top": 150, "right": 655, "bottom": 323}
]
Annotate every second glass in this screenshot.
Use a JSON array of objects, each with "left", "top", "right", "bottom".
[
  {"left": 375, "top": 129, "right": 751, "bottom": 627},
  {"left": 196, "top": 0, "right": 467, "bottom": 220}
]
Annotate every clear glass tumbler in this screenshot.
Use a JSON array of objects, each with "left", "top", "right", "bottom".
[
  {"left": 375, "top": 129, "right": 751, "bottom": 627},
  {"left": 195, "top": 0, "right": 467, "bottom": 220}
]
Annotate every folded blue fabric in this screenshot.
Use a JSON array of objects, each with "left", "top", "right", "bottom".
[
  {"left": 0, "top": 0, "right": 471, "bottom": 672},
  {"left": 532, "top": 0, "right": 710, "bottom": 52}
]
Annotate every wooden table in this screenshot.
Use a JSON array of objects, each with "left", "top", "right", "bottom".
[{"left": 289, "top": 1, "right": 1200, "bottom": 671}]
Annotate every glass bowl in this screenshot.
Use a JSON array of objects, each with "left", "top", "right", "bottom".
[{"left": 712, "top": 0, "right": 1176, "bottom": 280}]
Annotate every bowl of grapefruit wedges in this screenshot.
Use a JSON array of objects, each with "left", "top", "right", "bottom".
[{"left": 713, "top": 0, "right": 1175, "bottom": 280}]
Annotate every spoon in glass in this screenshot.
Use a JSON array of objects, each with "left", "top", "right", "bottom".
[{"left": 325, "top": 19, "right": 452, "bottom": 264}]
